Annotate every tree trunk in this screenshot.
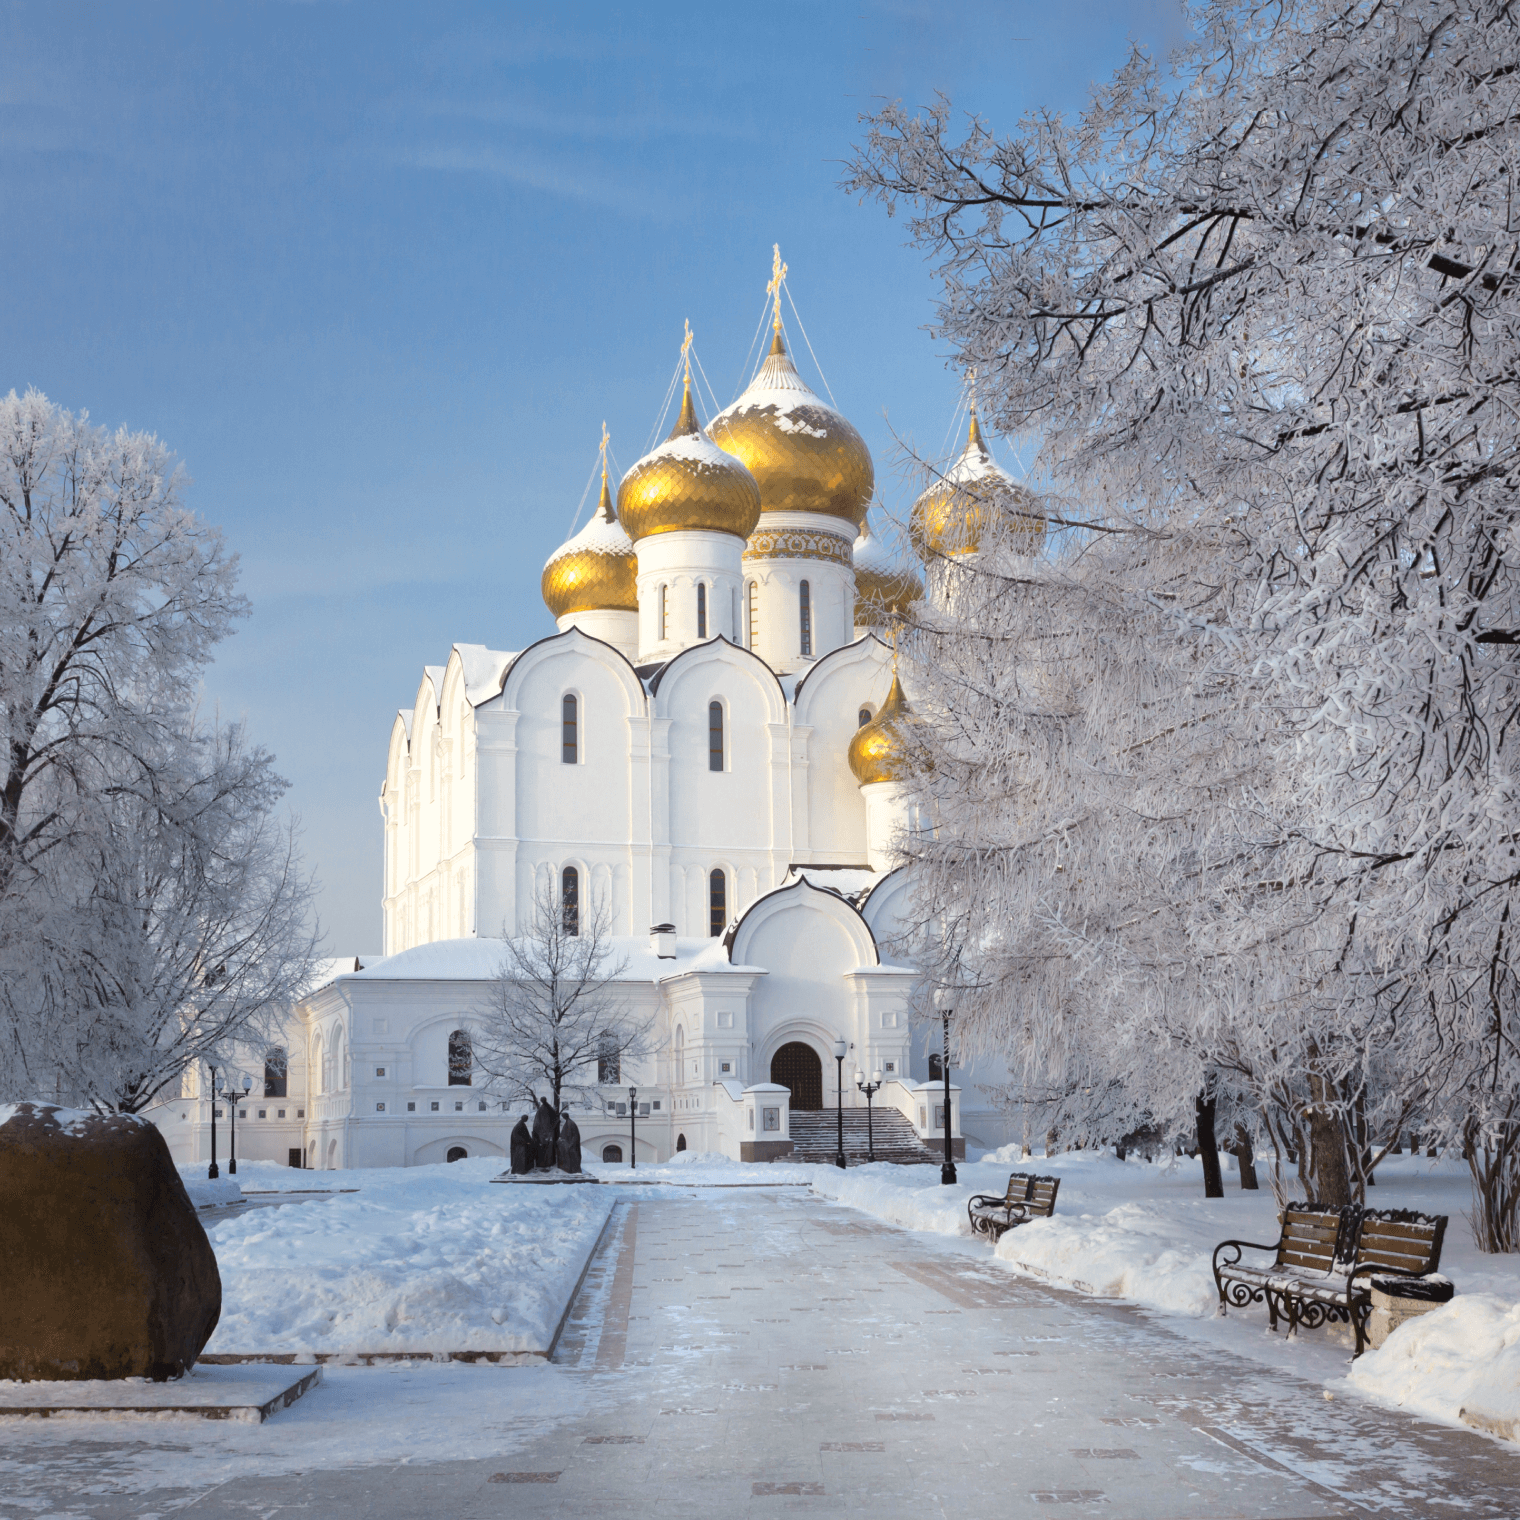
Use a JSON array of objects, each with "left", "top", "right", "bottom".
[
  {"left": 1044, "top": 1127, "right": 1059, "bottom": 1157},
  {"left": 1195, "top": 1092, "right": 1223, "bottom": 1198},
  {"left": 1231, "top": 1123, "right": 1259, "bottom": 1190},
  {"left": 1305, "top": 1097, "right": 1354, "bottom": 1206}
]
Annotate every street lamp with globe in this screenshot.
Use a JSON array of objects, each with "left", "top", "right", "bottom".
[
  {"left": 229, "top": 1074, "right": 252, "bottom": 1175},
  {"left": 207, "top": 1068, "right": 224, "bottom": 1180},
  {"left": 832, "top": 1037, "right": 848, "bottom": 1169},
  {"left": 628, "top": 1085, "right": 637, "bottom": 1170}
]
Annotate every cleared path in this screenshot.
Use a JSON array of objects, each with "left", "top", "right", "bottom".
[{"left": 4, "top": 1186, "right": 1518, "bottom": 1518}]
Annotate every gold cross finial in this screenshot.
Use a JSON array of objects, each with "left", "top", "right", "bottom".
[
  {"left": 968, "top": 366, "right": 978, "bottom": 414},
  {"left": 768, "top": 243, "right": 788, "bottom": 334},
  {"left": 599, "top": 420, "right": 609, "bottom": 482},
  {"left": 682, "top": 319, "right": 694, "bottom": 383}
]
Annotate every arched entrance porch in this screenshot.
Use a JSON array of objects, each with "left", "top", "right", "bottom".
[{"left": 770, "top": 1041, "right": 823, "bottom": 1110}]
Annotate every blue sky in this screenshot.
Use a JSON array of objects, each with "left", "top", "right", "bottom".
[{"left": 2, "top": 0, "right": 1186, "bottom": 950}]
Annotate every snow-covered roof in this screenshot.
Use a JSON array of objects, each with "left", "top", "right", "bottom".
[
  {"left": 423, "top": 666, "right": 446, "bottom": 706},
  {"left": 452, "top": 644, "right": 516, "bottom": 707},
  {"left": 784, "top": 865, "right": 879, "bottom": 907},
  {"left": 304, "top": 954, "right": 387, "bottom": 997},
  {"left": 331, "top": 935, "right": 763, "bottom": 987}
]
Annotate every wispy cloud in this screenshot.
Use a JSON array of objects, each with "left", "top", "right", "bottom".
[{"left": 400, "top": 143, "right": 672, "bottom": 220}]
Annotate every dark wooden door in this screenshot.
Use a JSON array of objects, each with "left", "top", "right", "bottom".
[{"left": 771, "top": 1042, "right": 823, "bottom": 1110}]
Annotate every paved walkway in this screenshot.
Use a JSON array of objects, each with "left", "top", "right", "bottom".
[{"left": 5, "top": 1185, "right": 1519, "bottom": 1517}]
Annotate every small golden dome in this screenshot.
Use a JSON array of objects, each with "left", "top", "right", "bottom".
[
  {"left": 848, "top": 672, "right": 912, "bottom": 786},
  {"left": 852, "top": 511, "right": 923, "bottom": 627},
  {"left": 708, "top": 330, "right": 874, "bottom": 527},
  {"left": 618, "top": 376, "right": 762, "bottom": 543},
  {"left": 910, "top": 409, "right": 1043, "bottom": 560},
  {"left": 542, "top": 462, "right": 638, "bottom": 618}
]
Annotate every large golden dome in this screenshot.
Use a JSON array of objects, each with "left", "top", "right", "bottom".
[
  {"left": 618, "top": 378, "right": 762, "bottom": 543},
  {"left": 911, "top": 409, "right": 1043, "bottom": 560},
  {"left": 852, "top": 510, "right": 923, "bottom": 627},
  {"left": 848, "top": 672, "right": 912, "bottom": 786},
  {"left": 542, "top": 464, "right": 638, "bottom": 617},
  {"left": 708, "top": 331, "right": 874, "bottom": 526}
]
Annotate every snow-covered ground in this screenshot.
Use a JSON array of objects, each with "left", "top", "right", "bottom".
[
  {"left": 585, "top": 1150, "right": 816, "bottom": 1185},
  {"left": 810, "top": 1146, "right": 1520, "bottom": 1442},
  {"left": 198, "top": 1158, "right": 612, "bottom": 1358}
]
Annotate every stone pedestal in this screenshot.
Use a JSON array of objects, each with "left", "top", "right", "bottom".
[{"left": 1367, "top": 1274, "right": 1454, "bottom": 1349}]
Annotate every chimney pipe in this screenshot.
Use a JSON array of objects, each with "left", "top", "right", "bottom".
[{"left": 650, "top": 923, "right": 677, "bottom": 959}]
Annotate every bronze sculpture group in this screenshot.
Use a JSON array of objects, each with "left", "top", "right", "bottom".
[{"left": 509, "top": 1097, "right": 582, "bottom": 1175}]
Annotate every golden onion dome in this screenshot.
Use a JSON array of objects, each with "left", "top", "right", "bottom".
[
  {"left": 848, "top": 671, "right": 912, "bottom": 786},
  {"left": 708, "top": 330, "right": 874, "bottom": 527},
  {"left": 542, "top": 463, "right": 638, "bottom": 618},
  {"left": 618, "top": 377, "right": 762, "bottom": 543},
  {"left": 852, "top": 511, "right": 923, "bottom": 627},
  {"left": 910, "top": 408, "right": 1044, "bottom": 560}
]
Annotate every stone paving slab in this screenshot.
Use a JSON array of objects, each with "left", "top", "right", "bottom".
[
  {"left": 1, "top": 1185, "right": 1518, "bottom": 1516},
  {"left": 0, "top": 1364, "right": 320, "bottom": 1422}
]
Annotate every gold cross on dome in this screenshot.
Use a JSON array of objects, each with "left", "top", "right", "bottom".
[
  {"left": 967, "top": 366, "right": 978, "bottom": 414},
  {"left": 599, "top": 420, "right": 609, "bottom": 479},
  {"left": 768, "top": 243, "right": 788, "bottom": 333},
  {"left": 682, "top": 319, "right": 694, "bottom": 381}
]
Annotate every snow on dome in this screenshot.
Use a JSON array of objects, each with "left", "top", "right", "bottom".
[
  {"left": 852, "top": 511, "right": 923, "bottom": 626},
  {"left": 617, "top": 378, "right": 761, "bottom": 544},
  {"left": 542, "top": 468, "right": 638, "bottom": 616},
  {"left": 911, "top": 410, "right": 1043, "bottom": 561},
  {"left": 708, "top": 330, "right": 874, "bottom": 526}
]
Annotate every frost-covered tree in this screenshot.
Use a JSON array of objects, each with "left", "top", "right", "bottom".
[
  {"left": 851, "top": 0, "right": 1520, "bottom": 1229},
  {"left": 0, "top": 389, "right": 317, "bottom": 1107},
  {"left": 472, "top": 881, "right": 651, "bottom": 1135}
]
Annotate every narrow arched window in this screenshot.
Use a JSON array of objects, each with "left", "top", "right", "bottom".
[
  {"left": 448, "top": 1029, "right": 472, "bottom": 1086},
  {"left": 561, "top": 693, "right": 578, "bottom": 764},
  {"left": 598, "top": 1035, "right": 621, "bottom": 1085},
  {"left": 708, "top": 701, "right": 723, "bottom": 772},
  {"left": 561, "top": 866, "right": 580, "bottom": 935},
  {"left": 709, "top": 868, "right": 726, "bottom": 937},
  {"left": 858, "top": 706, "right": 872, "bottom": 728},
  {"left": 696, "top": 582, "right": 707, "bottom": 639},
  {"left": 659, "top": 584, "right": 668, "bottom": 640},
  {"left": 263, "top": 1048, "right": 288, "bottom": 1099},
  {"left": 928, "top": 1052, "right": 944, "bottom": 1082},
  {"left": 799, "top": 580, "right": 812, "bottom": 657},
  {"left": 747, "top": 581, "right": 759, "bottom": 649}
]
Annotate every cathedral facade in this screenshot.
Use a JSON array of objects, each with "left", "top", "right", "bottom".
[{"left": 154, "top": 270, "right": 1040, "bottom": 1171}]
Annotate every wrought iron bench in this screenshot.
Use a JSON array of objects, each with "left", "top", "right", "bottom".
[
  {"left": 967, "top": 1173, "right": 1060, "bottom": 1241},
  {"left": 1213, "top": 1204, "right": 1447, "bottom": 1356}
]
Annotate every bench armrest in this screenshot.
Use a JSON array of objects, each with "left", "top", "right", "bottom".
[
  {"left": 968, "top": 1193, "right": 1017, "bottom": 1211},
  {"left": 1212, "top": 1238, "right": 1282, "bottom": 1273}
]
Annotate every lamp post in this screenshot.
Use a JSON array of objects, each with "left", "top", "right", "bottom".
[
  {"left": 229, "top": 1074, "right": 252, "bottom": 1175},
  {"left": 855, "top": 1068, "right": 883, "bottom": 1162},
  {"left": 832, "top": 1037, "right": 848, "bottom": 1169},
  {"left": 628, "top": 1085, "right": 637, "bottom": 1170},
  {"left": 207, "top": 1067, "right": 223, "bottom": 1180},
  {"left": 940, "top": 1010, "right": 957, "bottom": 1185}
]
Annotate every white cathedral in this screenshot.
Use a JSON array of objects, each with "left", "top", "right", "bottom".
[{"left": 156, "top": 264, "right": 1043, "bottom": 1172}]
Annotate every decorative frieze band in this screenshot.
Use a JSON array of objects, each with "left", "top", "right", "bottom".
[{"left": 742, "top": 527, "right": 854, "bottom": 565}]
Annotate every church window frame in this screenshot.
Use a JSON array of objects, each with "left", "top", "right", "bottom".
[
  {"left": 747, "top": 580, "right": 759, "bottom": 650},
  {"left": 659, "top": 584, "right": 668, "bottom": 641},
  {"left": 708, "top": 700, "right": 725, "bottom": 772},
  {"left": 263, "top": 1047, "right": 288, "bottom": 1099},
  {"left": 708, "top": 867, "right": 727, "bottom": 938},
  {"left": 561, "top": 692, "right": 580, "bottom": 765},
  {"left": 799, "top": 579, "right": 813, "bottom": 657},
  {"left": 696, "top": 581, "right": 708, "bottom": 640},
  {"left": 858, "top": 705, "right": 873, "bottom": 728},
  {"left": 561, "top": 864, "right": 580, "bottom": 936},
  {"left": 448, "top": 1028, "right": 473, "bottom": 1086}
]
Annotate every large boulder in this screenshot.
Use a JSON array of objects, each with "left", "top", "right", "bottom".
[{"left": 0, "top": 1102, "right": 221, "bottom": 1381}]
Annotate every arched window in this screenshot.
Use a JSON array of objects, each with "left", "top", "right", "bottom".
[
  {"left": 446, "top": 1146, "right": 468, "bottom": 1163},
  {"left": 332, "top": 1030, "right": 345, "bottom": 1090},
  {"left": 561, "top": 693, "right": 578, "bottom": 764},
  {"left": 263, "top": 1048, "right": 288, "bottom": 1099},
  {"left": 696, "top": 582, "right": 707, "bottom": 639},
  {"left": 709, "top": 868, "right": 726, "bottom": 938},
  {"left": 858, "top": 706, "right": 873, "bottom": 728},
  {"left": 561, "top": 865, "right": 579, "bottom": 936},
  {"left": 747, "top": 581, "right": 759, "bottom": 649},
  {"left": 602, "top": 1143, "right": 624, "bottom": 1163},
  {"left": 659, "top": 585, "right": 668, "bottom": 640},
  {"left": 799, "top": 579, "right": 812, "bottom": 657},
  {"left": 676, "top": 1133, "right": 687, "bottom": 1152},
  {"left": 928, "top": 1052, "right": 943, "bottom": 1082},
  {"left": 708, "top": 701, "right": 724, "bottom": 772},
  {"left": 448, "top": 1029, "right": 473, "bottom": 1086},
  {"left": 598, "top": 1035, "right": 621, "bottom": 1085}
]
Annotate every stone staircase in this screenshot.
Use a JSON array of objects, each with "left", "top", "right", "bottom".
[{"left": 786, "top": 1108, "right": 940, "bottom": 1166}]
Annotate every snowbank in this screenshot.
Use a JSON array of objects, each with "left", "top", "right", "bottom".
[
  {"left": 177, "top": 1166, "right": 245, "bottom": 1209},
  {"left": 202, "top": 1158, "right": 612, "bottom": 1357},
  {"left": 1349, "top": 1294, "right": 1520, "bottom": 1440}
]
